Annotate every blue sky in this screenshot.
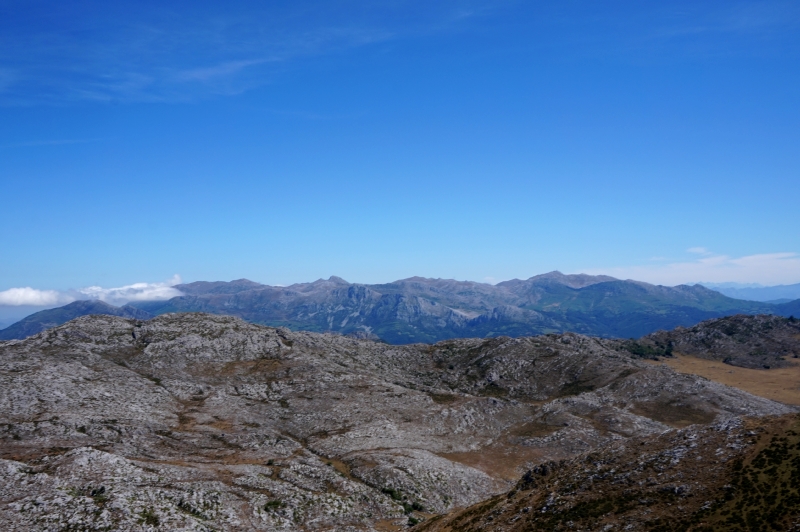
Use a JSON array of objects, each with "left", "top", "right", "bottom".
[{"left": 1, "top": 0, "right": 799, "bottom": 312}]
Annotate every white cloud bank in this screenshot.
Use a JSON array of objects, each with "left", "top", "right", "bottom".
[
  {"left": 583, "top": 252, "right": 800, "bottom": 286},
  {"left": 77, "top": 275, "right": 183, "bottom": 305},
  {"left": 0, "top": 275, "right": 184, "bottom": 307},
  {"left": 0, "top": 287, "right": 69, "bottom": 306}
]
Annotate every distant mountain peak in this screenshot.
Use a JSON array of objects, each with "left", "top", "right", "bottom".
[
  {"left": 173, "top": 279, "right": 264, "bottom": 296},
  {"left": 229, "top": 278, "right": 262, "bottom": 286},
  {"left": 512, "top": 271, "right": 618, "bottom": 289}
]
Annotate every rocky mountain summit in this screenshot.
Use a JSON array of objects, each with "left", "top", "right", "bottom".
[
  {"left": 1, "top": 313, "right": 796, "bottom": 530},
  {"left": 4, "top": 272, "right": 797, "bottom": 343}
]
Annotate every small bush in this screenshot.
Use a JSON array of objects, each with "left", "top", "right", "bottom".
[
  {"left": 264, "top": 499, "right": 285, "bottom": 511},
  {"left": 139, "top": 508, "right": 159, "bottom": 526},
  {"left": 382, "top": 487, "right": 402, "bottom": 501}
]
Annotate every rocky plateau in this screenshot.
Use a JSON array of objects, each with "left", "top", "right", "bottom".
[{"left": 0, "top": 313, "right": 798, "bottom": 531}]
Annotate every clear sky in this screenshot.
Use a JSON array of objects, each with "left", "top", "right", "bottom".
[{"left": 1, "top": 0, "right": 799, "bottom": 311}]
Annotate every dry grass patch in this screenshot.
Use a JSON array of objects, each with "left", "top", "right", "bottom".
[
  {"left": 509, "top": 420, "right": 561, "bottom": 439},
  {"left": 325, "top": 457, "right": 353, "bottom": 479},
  {"left": 440, "top": 443, "right": 545, "bottom": 482},
  {"left": 428, "top": 392, "right": 458, "bottom": 404},
  {"left": 374, "top": 517, "right": 413, "bottom": 531},
  {"left": 630, "top": 400, "right": 716, "bottom": 428},
  {"left": 205, "top": 418, "right": 233, "bottom": 432},
  {"left": 648, "top": 354, "right": 800, "bottom": 406},
  {"left": 217, "top": 358, "right": 283, "bottom": 376}
]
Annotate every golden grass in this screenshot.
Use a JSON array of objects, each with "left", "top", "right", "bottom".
[
  {"left": 325, "top": 457, "right": 353, "bottom": 479},
  {"left": 647, "top": 354, "right": 800, "bottom": 406},
  {"left": 374, "top": 518, "right": 406, "bottom": 531},
  {"left": 440, "top": 443, "right": 545, "bottom": 482}
]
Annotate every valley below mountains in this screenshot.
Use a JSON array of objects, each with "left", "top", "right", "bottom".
[
  {"left": 3, "top": 272, "right": 799, "bottom": 343},
  {"left": 1, "top": 312, "right": 799, "bottom": 530}
]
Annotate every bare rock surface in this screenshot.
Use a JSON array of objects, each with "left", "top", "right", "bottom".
[
  {"left": 416, "top": 414, "right": 800, "bottom": 531},
  {"left": 0, "top": 313, "right": 795, "bottom": 530}
]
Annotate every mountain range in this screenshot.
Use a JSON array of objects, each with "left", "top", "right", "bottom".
[
  {"left": 2, "top": 272, "right": 798, "bottom": 342},
  {"left": 700, "top": 281, "right": 800, "bottom": 303}
]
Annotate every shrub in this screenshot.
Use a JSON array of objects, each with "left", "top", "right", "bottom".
[{"left": 264, "top": 499, "right": 285, "bottom": 511}]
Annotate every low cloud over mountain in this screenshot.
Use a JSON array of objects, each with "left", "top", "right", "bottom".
[
  {"left": 0, "top": 276, "right": 183, "bottom": 309},
  {"left": 0, "top": 287, "right": 67, "bottom": 306}
]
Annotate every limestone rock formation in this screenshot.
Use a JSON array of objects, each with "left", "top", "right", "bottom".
[{"left": 0, "top": 313, "right": 795, "bottom": 530}]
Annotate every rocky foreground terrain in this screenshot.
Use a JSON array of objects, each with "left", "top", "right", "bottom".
[
  {"left": 416, "top": 414, "right": 800, "bottom": 531},
  {"left": 0, "top": 313, "right": 797, "bottom": 530}
]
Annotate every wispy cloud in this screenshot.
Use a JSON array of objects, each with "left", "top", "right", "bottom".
[
  {"left": 173, "top": 59, "right": 271, "bottom": 83},
  {"left": 686, "top": 247, "right": 711, "bottom": 255},
  {"left": 0, "top": 275, "right": 184, "bottom": 308},
  {"left": 583, "top": 252, "right": 800, "bottom": 286},
  {"left": 0, "top": 3, "right": 495, "bottom": 105}
]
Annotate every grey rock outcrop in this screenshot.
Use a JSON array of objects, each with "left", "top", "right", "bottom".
[{"left": 638, "top": 314, "right": 800, "bottom": 369}]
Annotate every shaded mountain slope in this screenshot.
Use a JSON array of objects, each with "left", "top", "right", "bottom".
[
  {"left": 0, "top": 313, "right": 794, "bottom": 530},
  {"left": 523, "top": 281, "right": 773, "bottom": 338},
  {"left": 776, "top": 298, "right": 800, "bottom": 318}
]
